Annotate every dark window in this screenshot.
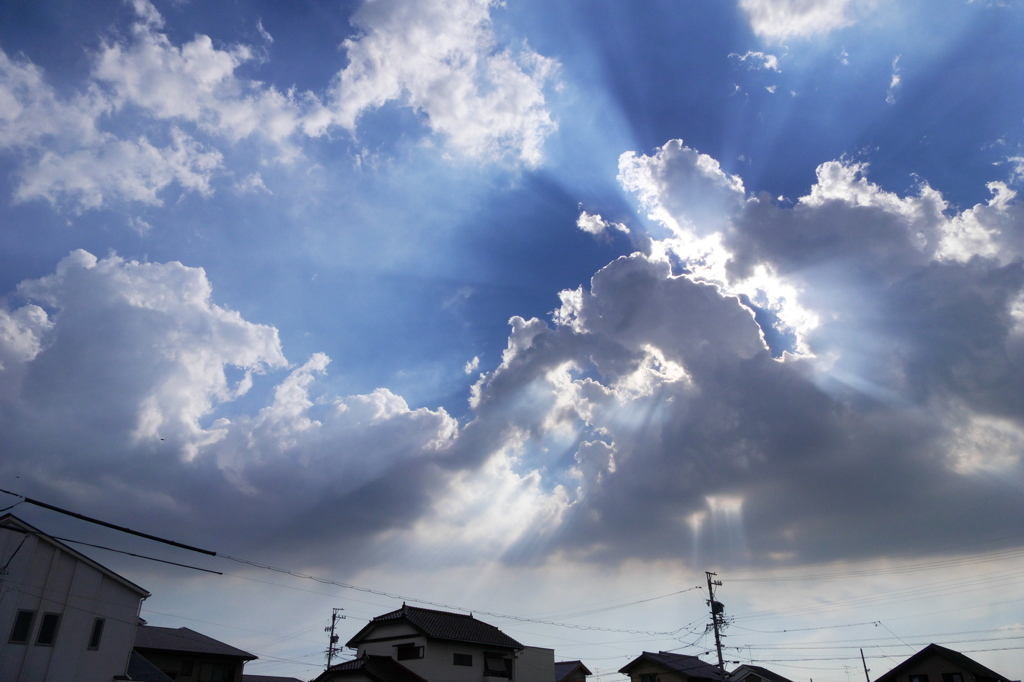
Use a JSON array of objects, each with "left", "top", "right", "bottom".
[
  {"left": 199, "top": 662, "right": 235, "bottom": 681},
  {"left": 181, "top": 660, "right": 194, "bottom": 676},
  {"left": 9, "top": 610, "right": 35, "bottom": 643},
  {"left": 35, "top": 612, "right": 60, "bottom": 646},
  {"left": 88, "top": 618, "right": 105, "bottom": 650},
  {"left": 454, "top": 653, "right": 473, "bottom": 666},
  {"left": 909, "top": 676, "right": 929, "bottom": 682},
  {"left": 484, "top": 654, "right": 512, "bottom": 678},
  {"left": 640, "top": 675, "right": 658, "bottom": 682},
  {"left": 396, "top": 644, "right": 424, "bottom": 660},
  {"left": 942, "top": 675, "right": 964, "bottom": 682}
]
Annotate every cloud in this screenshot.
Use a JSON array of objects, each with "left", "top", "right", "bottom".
[
  {"left": 576, "top": 210, "right": 629, "bottom": 238},
  {"left": 729, "top": 50, "right": 781, "bottom": 71},
  {"left": 0, "top": 48, "right": 105, "bottom": 150},
  {"left": 4, "top": 141, "right": 1024, "bottom": 573},
  {"left": 452, "top": 143, "right": 1024, "bottom": 567},
  {"left": 93, "top": 3, "right": 311, "bottom": 148},
  {"left": 0, "top": 250, "right": 459, "bottom": 562},
  {"left": 14, "top": 128, "right": 223, "bottom": 210},
  {"left": 325, "top": 0, "right": 559, "bottom": 166},
  {"left": 0, "top": 0, "right": 560, "bottom": 214},
  {"left": 886, "top": 54, "right": 902, "bottom": 104},
  {"left": 739, "top": 0, "right": 878, "bottom": 41}
]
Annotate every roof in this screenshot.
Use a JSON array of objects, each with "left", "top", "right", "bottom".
[
  {"left": 873, "top": 644, "right": 1012, "bottom": 682},
  {"left": 134, "top": 625, "right": 257, "bottom": 661},
  {"left": 346, "top": 604, "right": 524, "bottom": 650},
  {"left": 730, "top": 665, "right": 794, "bottom": 682},
  {"left": 0, "top": 513, "right": 150, "bottom": 598},
  {"left": 126, "top": 651, "right": 176, "bottom": 682},
  {"left": 312, "top": 653, "right": 431, "bottom": 682},
  {"left": 556, "top": 660, "right": 594, "bottom": 682},
  {"left": 620, "top": 651, "right": 723, "bottom": 682}
]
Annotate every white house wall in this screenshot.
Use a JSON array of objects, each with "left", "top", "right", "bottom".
[
  {"left": 355, "top": 632, "right": 551, "bottom": 682},
  {"left": 0, "top": 527, "right": 145, "bottom": 682},
  {"left": 516, "top": 647, "right": 554, "bottom": 682}
]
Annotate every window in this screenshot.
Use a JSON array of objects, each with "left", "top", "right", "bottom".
[
  {"left": 88, "top": 618, "right": 105, "bottom": 650},
  {"left": 181, "top": 660, "right": 194, "bottom": 676},
  {"left": 198, "top": 662, "right": 235, "bottom": 681},
  {"left": 454, "top": 653, "right": 473, "bottom": 666},
  {"left": 909, "top": 676, "right": 929, "bottom": 682},
  {"left": 484, "top": 654, "right": 512, "bottom": 678},
  {"left": 942, "top": 674, "right": 964, "bottom": 682},
  {"left": 8, "top": 610, "right": 35, "bottom": 643},
  {"left": 35, "top": 612, "right": 61, "bottom": 646},
  {"left": 640, "top": 675, "right": 659, "bottom": 682},
  {"left": 396, "top": 644, "right": 424, "bottom": 660}
]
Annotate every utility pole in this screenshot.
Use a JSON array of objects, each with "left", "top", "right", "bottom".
[
  {"left": 706, "top": 571, "right": 727, "bottom": 682},
  {"left": 325, "top": 607, "right": 345, "bottom": 669},
  {"left": 860, "top": 649, "right": 871, "bottom": 682}
]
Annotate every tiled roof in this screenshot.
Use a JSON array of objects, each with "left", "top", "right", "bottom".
[
  {"left": 126, "top": 651, "right": 175, "bottom": 682},
  {"left": 873, "top": 644, "right": 1012, "bottom": 682},
  {"left": 620, "top": 651, "right": 723, "bottom": 681},
  {"left": 556, "top": 660, "right": 594, "bottom": 682},
  {"left": 314, "top": 654, "right": 430, "bottom": 682},
  {"left": 346, "top": 604, "right": 524, "bottom": 650},
  {"left": 730, "top": 665, "right": 794, "bottom": 682},
  {"left": 134, "top": 625, "right": 257, "bottom": 660}
]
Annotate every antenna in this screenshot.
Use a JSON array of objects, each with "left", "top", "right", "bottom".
[
  {"left": 325, "top": 607, "right": 346, "bottom": 669},
  {"left": 706, "top": 571, "right": 727, "bottom": 681}
]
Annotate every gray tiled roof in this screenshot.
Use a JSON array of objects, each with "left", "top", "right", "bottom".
[
  {"left": 730, "top": 665, "right": 794, "bottom": 682},
  {"left": 315, "top": 654, "right": 431, "bottom": 682},
  {"left": 134, "top": 625, "right": 257, "bottom": 660},
  {"left": 556, "top": 660, "right": 594, "bottom": 682},
  {"left": 873, "top": 644, "right": 1012, "bottom": 682},
  {"left": 346, "top": 604, "right": 523, "bottom": 650},
  {"left": 620, "top": 651, "right": 723, "bottom": 681}
]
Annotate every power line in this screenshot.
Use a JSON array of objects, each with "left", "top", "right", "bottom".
[
  {"left": 0, "top": 488, "right": 216, "bottom": 555},
  {"left": 53, "top": 536, "right": 222, "bottom": 574}
]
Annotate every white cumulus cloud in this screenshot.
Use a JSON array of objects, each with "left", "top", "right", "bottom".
[
  {"left": 325, "top": 0, "right": 559, "bottom": 166},
  {"left": 739, "top": 0, "right": 878, "bottom": 41}
]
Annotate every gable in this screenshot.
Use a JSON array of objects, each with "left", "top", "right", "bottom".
[
  {"left": 347, "top": 605, "right": 523, "bottom": 650},
  {"left": 874, "top": 645, "right": 1011, "bottom": 682},
  {"left": 0, "top": 514, "right": 150, "bottom": 598}
]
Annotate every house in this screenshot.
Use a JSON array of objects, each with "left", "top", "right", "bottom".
[
  {"left": 313, "top": 653, "right": 433, "bottom": 682},
  {"left": 131, "top": 623, "right": 258, "bottom": 682},
  {"left": 729, "top": 664, "right": 793, "bottom": 682},
  {"left": 0, "top": 513, "right": 150, "bottom": 682},
  {"left": 872, "top": 644, "right": 1015, "bottom": 682},
  {"left": 314, "top": 604, "right": 554, "bottom": 682},
  {"left": 555, "top": 660, "right": 592, "bottom": 682},
  {"left": 619, "top": 651, "right": 724, "bottom": 682}
]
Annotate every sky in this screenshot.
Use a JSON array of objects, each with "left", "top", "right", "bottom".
[{"left": 1, "top": 0, "right": 1024, "bottom": 680}]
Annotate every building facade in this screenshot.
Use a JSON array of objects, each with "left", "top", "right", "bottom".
[
  {"left": 0, "top": 513, "right": 150, "bottom": 682},
  {"left": 315, "top": 604, "right": 554, "bottom": 682}
]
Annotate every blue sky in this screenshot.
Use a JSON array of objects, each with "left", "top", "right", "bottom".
[{"left": 2, "top": 0, "right": 1024, "bottom": 679}]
